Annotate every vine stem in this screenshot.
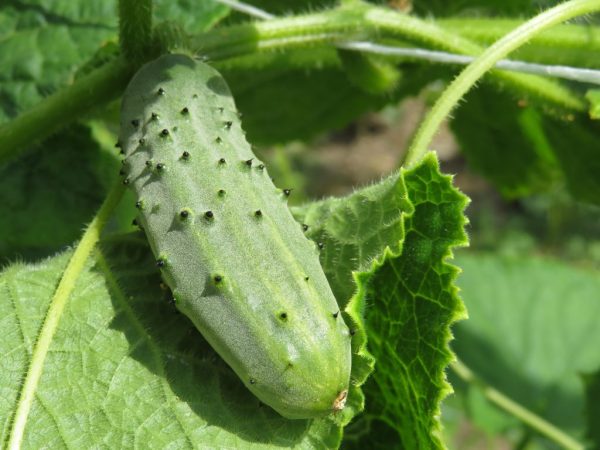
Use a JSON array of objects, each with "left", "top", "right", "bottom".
[
  {"left": 403, "top": 0, "right": 600, "bottom": 168},
  {"left": 451, "top": 360, "right": 584, "bottom": 450},
  {"left": 194, "top": 4, "right": 585, "bottom": 114},
  {"left": 439, "top": 18, "right": 600, "bottom": 68},
  {"left": 119, "top": 0, "right": 153, "bottom": 62},
  {"left": 220, "top": 0, "right": 600, "bottom": 85},
  {"left": 0, "top": 58, "right": 133, "bottom": 164},
  {"left": 7, "top": 181, "right": 125, "bottom": 450},
  {"left": 0, "top": 2, "right": 592, "bottom": 164}
]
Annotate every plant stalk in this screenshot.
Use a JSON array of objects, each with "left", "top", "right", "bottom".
[
  {"left": 403, "top": 0, "right": 600, "bottom": 168},
  {"left": 119, "top": 0, "right": 154, "bottom": 62},
  {"left": 439, "top": 18, "right": 600, "bottom": 68},
  {"left": 451, "top": 360, "right": 584, "bottom": 450},
  {"left": 0, "top": 2, "right": 594, "bottom": 165},
  {"left": 0, "top": 58, "right": 134, "bottom": 165},
  {"left": 7, "top": 181, "right": 125, "bottom": 450}
]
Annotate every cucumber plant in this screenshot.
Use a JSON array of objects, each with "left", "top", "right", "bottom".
[
  {"left": 119, "top": 53, "right": 352, "bottom": 419},
  {"left": 1, "top": 0, "right": 599, "bottom": 449}
]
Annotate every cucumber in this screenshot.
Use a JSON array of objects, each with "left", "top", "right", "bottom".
[{"left": 119, "top": 54, "right": 351, "bottom": 419}]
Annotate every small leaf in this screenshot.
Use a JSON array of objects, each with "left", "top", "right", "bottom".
[{"left": 338, "top": 50, "right": 400, "bottom": 95}]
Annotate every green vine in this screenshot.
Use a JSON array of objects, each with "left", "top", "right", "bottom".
[
  {"left": 0, "top": 1, "right": 595, "bottom": 165},
  {"left": 439, "top": 17, "right": 600, "bottom": 68},
  {"left": 194, "top": 4, "right": 585, "bottom": 112},
  {"left": 403, "top": 0, "right": 600, "bottom": 168},
  {"left": 0, "top": 58, "right": 134, "bottom": 164}
]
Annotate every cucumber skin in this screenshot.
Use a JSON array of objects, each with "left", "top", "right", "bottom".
[{"left": 119, "top": 54, "right": 351, "bottom": 419}]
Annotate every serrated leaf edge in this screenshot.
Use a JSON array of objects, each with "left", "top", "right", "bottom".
[{"left": 344, "top": 152, "right": 469, "bottom": 444}]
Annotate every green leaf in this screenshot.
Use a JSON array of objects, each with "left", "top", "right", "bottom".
[
  {"left": 454, "top": 253, "right": 600, "bottom": 440},
  {"left": 0, "top": 235, "right": 346, "bottom": 449},
  {"left": 542, "top": 116, "right": 600, "bottom": 206},
  {"left": 452, "top": 86, "right": 600, "bottom": 205},
  {"left": 582, "top": 369, "right": 600, "bottom": 449},
  {"left": 225, "top": 65, "right": 390, "bottom": 145},
  {"left": 0, "top": 125, "right": 117, "bottom": 261},
  {"left": 224, "top": 62, "right": 437, "bottom": 145},
  {"left": 294, "top": 153, "right": 469, "bottom": 449},
  {"left": 0, "top": 1, "right": 117, "bottom": 123},
  {"left": 451, "top": 85, "right": 560, "bottom": 198},
  {"left": 0, "top": 0, "right": 226, "bottom": 123}
]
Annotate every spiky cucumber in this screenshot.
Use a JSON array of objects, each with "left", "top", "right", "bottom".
[{"left": 119, "top": 54, "right": 351, "bottom": 419}]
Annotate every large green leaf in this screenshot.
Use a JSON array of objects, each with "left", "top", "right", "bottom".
[
  {"left": 221, "top": 53, "right": 437, "bottom": 145},
  {"left": 294, "top": 153, "right": 469, "bottom": 449},
  {"left": 454, "top": 253, "right": 600, "bottom": 442},
  {"left": 0, "top": 235, "right": 346, "bottom": 449},
  {"left": 224, "top": 64, "right": 392, "bottom": 145},
  {"left": 0, "top": 125, "right": 118, "bottom": 262},
  {"left": 0, "top": 1, "right": 116, "bottom": 123},
  {"left": 0, "top": 0, "right": 226, "bottom": 123}
]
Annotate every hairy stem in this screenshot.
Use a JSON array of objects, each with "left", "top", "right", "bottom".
[
  {"left": 404, "top": 0, "right": 600, "bottom": 168},
  {"left": 451, "top": 360, "right": 584, "bottom": 450},
  {"left": 0, "top": 58, "right": 134, "bottom": 164},
  {"left": 194, "top": 4, "right": 585, "bottom": 111},
  {"left": 439, "top": 18, "right": 600, "bottom": 68},
  {"left": 119, "top": 0, "right": 154, "bottom": 62},
  {"left": 0, "top": 2, "right": 594, "bottom": 165},
  {"left": 6, "top": 181, "right": 125, "bottom": 450},
  {"left": 193, "top": 6, "right": 366, "bottom": 59}
]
